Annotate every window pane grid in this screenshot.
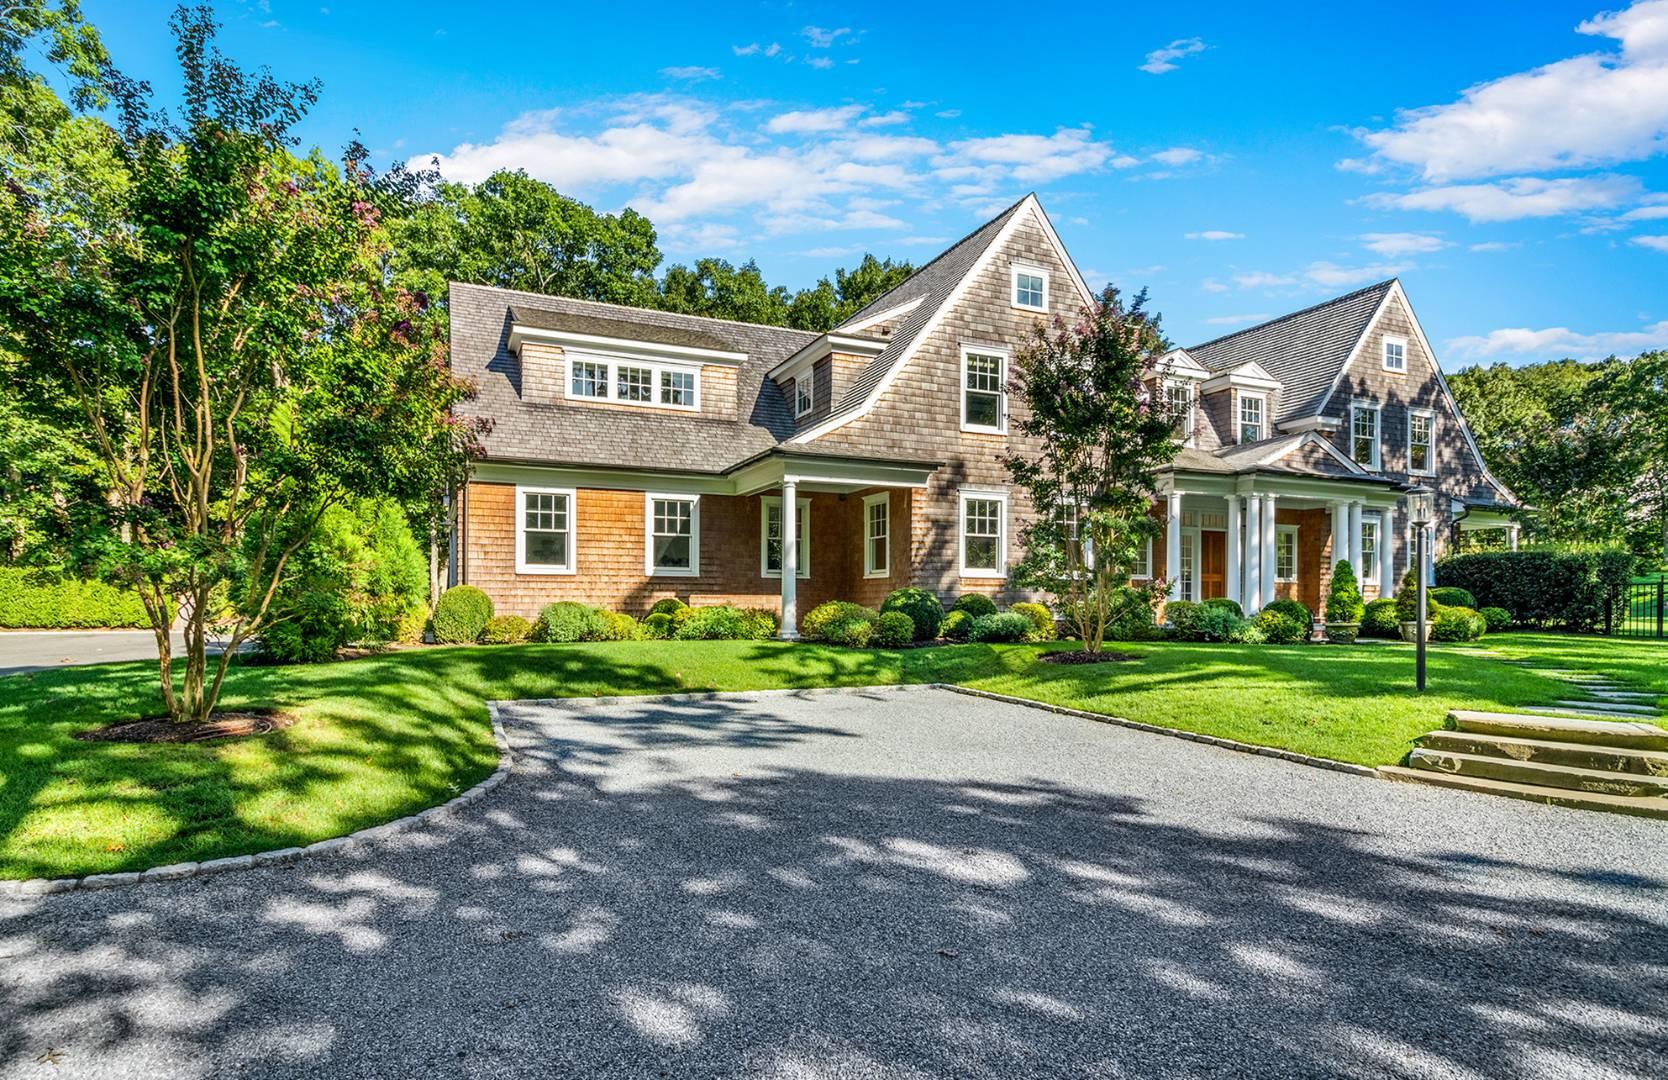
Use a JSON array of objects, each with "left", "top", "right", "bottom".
[
  {"left": 571, "top": 361, "right": 608, "bottom": 398},
  {"left": 1409, "top": 413, "right": 1432, "bottom": 471},
  {"left": 1384, "top": 341, "right": 1406, "bottom": 371},
  {"left": 1015, "top": 272, "right": 1044, "bottom": 308},
  {"left": 1353, "top": 407, "right": 1378, "bottom": 465},
  {"left": 964, "top": 353, "right": 1003, "bottom": 429},
  {"left": 1240, "top": 395, "right": 1263, "bottom": 442},
  {"left": 660, "top": 369, "right": 695, "bottom": 407},
  {"left": 1361, "top": 522, "right": 1378, "bottom": 581},
  {"left": 522, "top": 491, "right": 571, "bottom": 568},
  {"left": 866, "top": 499, "right": 888, "bottom": 575},
  {"left": 1277, "top": 531, "right": 1297, "bottom": 580},
  {"left": 964, "top": 498, "right": 1001, "bottom": 570},
  {"left": 617, "top": 366, "right": 652, "bottom": 402}
]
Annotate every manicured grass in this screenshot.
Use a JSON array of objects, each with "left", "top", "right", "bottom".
[
  {"left": 1461, "top": 632, "right": 1668, "bottom": 700},
  {"left": 1, "top": 631, "right": 1651, "bottom": 880}
]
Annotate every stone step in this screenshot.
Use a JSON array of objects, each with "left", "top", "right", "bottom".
[
  {"left": 1448, "top": 710, "right": 1668, "bottom": 750},
  {"left": 1552, "top": 699, "right": 1660, "bottom": 716},
  {"left": 1407, "top": 748, "right": 1668, "bottom": 798},
  {"left": 1588, "top": 690, "right": 1659, "bottom": 701},
  {"left": 1418, "top": 729, "right": 1668, "bottom": 775},
  {"left": 1380, "top": 767, "right": 1668, "bottom": 820},
  {"left": 1524, "top": 706, "right": 1665, "bottom": 722}
]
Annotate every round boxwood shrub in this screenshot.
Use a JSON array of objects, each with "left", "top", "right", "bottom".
[
  {"left": 643, "top": 612, "right": 674, "bottom": 639},
  {"left": 1202, "top": 597, "right": 1244, "bottom": 619},
  {"left": 1432, "top": 604, "right": 1487, "bottom": 642},
  {"left": 825, "top": 613, "right": 875, "bottom": 647},
  {"left": 951, "top": 593, "right": 998, "bottom": 619},
  {"left": 480, "top": 614, "right": 532, "bottom": 644},
  {"left": 1261, "top": 598, "right": 1312, "bottom": 627},
  {"left": 802, "top": 601, "right": 877, "bottom": 641},
  {"left": 596, "top": 610, "right": 641, "bottom": 641},
  {"left": 873, "top": 610, "right": 915, "bottom": 648},
  {"left": 433, "top": 585, "right": 493, "bottom": 644},
  {"left": 1009, "top": 601, "right": 1054, "bottom": 642},
  {"left": 1253, "top": 609, "right": 1308, "bottom": 645},
  {"left": 1361, "top": 598, "right": 1401, "bottom": 638},
  {"left": 649, "top": 597, "right": 688, "bottom": 617},
  {"left": 880, "top": 587, "right": 944, "bottom": 641},
  {"left": 534, "top": 601, "right": 606, "bottom": 643},
  {"left": 1430, "top": 586, "right": 1478, "bottom": 609},
  {"left": 941, "top": 609, "right": 972, "bottom": 641},
  {"left": 968, "top": 610, "right": 1032, "bottom": 643},
  {"left": 670, "top": 605, "right": 759, "bottom": 640},
  {"left": 1480, "top": 606, "right": 1512, "bottom": 633},
  {"left": 740, "top": 608, "right": 780, "bottom": 640}
]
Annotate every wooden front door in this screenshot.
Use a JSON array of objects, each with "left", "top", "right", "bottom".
[{"left": 1201, "top": 531, "right": 1226, "bottom": 599}]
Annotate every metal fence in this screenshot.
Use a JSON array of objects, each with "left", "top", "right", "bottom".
[{"left": 1609, "top": 575, "right": 1667, "bottom": 639}]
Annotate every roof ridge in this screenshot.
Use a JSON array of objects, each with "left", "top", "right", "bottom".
[
  {"left": 833, "top": 192, "right": 1034, "bottom": 329},
  {"left": 1187, "top": 278, "right": 1396, "bottom": 352},
  {"left": 449, "top": 281, "right": 822, "bottom": 337}
]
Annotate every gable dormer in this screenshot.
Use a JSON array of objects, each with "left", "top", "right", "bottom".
[
  {"left": 1153, "top": 348, "right": 1209, "bottom": 446},
  {"left": 1200, "top": 361, "right": 1282, "bottom": 445},
  {"left": 765, "top": 331, "right": 888, "bottom": 429}
]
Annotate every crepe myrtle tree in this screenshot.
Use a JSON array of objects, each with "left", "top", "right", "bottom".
[
  {"left": 1003, "top": 286, "right": 1180, "bottom": 653},
  {"left": 0, "top": 7, "right": 486, "bottom": 722}
]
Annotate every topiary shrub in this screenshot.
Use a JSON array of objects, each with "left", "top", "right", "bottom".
[
  {"left": 880, "top": 587, "right": 944, "bottom": 641},
  {"left": 1429, "top": 586, "right": 1477, "bottom": 609},
  {"left": 951, "top": 593, "right": 998, "bottom": 619},
  {"left": 643, "top": 612, "right": 674, "bottom": 639},
  {"left": 968, "top": 611, "right": 1033, "bottom": 643},
  {"left": 1009, "top": 602, "right": 1053, "bottom": 642},
  {"left": 480, "top": 615, "right": 532, "bottom": 644},
  {"left": 434, "top": 585, "right": 493, "bottom": 644},
  {"left": 1262, "top": 599, "right": 1312, "bottom": 627},
  {"left": 1395, "top": 567, "right": 1426, "bottom": 625},
  {"left": 534, "top": 601, "right": 606, "bottom": 643},
  {"left": 802, "top": 601, "right": 877, "bottom": 641},
  {"left": 649, "top": 597, "right": 688, "bottom": 617},
  {"left": 1253, "top": 609, "right": 1308, "bottom": 644},
  {"left": 1480, "top": 606, "right": 1512, "bottom": 633},
  {"left": 1203, "top": 597, "right": 1244, "bottom": 619},
  {"left": 941, "top": 609, "right": 972, "bottom": 641},
  {"left": 595, "top": 610, "right": 642, "bottom": 641},
  {"left": 873, "top": 610, "right": 916, "bottom": 648},
  {"left": 1361, "top": 598, "right": 1401, "bottom": 638},
  {"left": 1325, "top": 561, "right": 1365, "bottom": 625},
  {"left": 1432, "top": 604, "right": 1487, "bottom": 642}
]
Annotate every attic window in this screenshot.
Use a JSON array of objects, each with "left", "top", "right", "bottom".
[
  {"left": 561, "top": 352, "right": 699, "bottom": 412},
  {"left": 1238, "top": 393, "right": 1266, "bottom": 443},
  {"left": 1012, "top": 266, "right": 1048, "bottom": 312},
  {"left": 795, "top": 378, "right": 814, "bottom": 418},
  {"left": 1383, "top": 335, "right": 1408, "bottom": 373}
]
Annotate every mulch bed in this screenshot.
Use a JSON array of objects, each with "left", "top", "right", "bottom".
[
  {"left": 1039, "top": 650, "right": 1141, "bottom": 666},
  {"left": 75, "top": 710, "right": 298, "bottom": 744}
]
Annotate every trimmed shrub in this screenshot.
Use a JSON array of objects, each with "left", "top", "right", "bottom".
[
  {"left": 672, "top": 605, "right": 775, "bottom": 641},
  {"left": 941, "top": 609, "right": 972, "bottom": 642},
  {"left": 0, "top": 569, "right": 157, "bottom": 629},
  {"left": 1480, "top": 606, "right": 1512, "bottom": 633},
  {"left": 481, "top": 615, "right": 532, "bottom": 645},
  {"left": 1429, "top": 586, "right": 1477, "bottom": 609},
  {"left": 951, "top": 593, "right": 998, "bottom": 619},
  {"left": 434, "top": 585, "right": 493, "bottom": 644},
  {"left": 1202, "top": 597, "right": 1244, "bottom": 619},
  {"left": 1325, "top": 561, "right": 1365, "bottom": 625},
  {"left": 968, "top": 611, "right": 1033, "bottom": 643},
  {"left": 802, "top": 601, "right": 877, "bottom": 642},
  {"left": 649, "top": 597, "right": 688, "bottom": 617},
  {"left": 1395, "top": 567, "right": 1426, "bottom": 625},
  {"left": 1262, "top": 599, "right": 1312, "bottom": 627},
  {"left": 1226, "top": 620, "right": 1265, "bottom": 645},
  {"left": 1173, "top": 605, "right": 1248, "bottom": 643},
  {"left": 1104, "top": 586, "right": 1164, "bottom": 641},
  {"left": 1164, "top": 600, "right": 1200, "bottom": 630},
  {"left": 1009, "top": 601, "right": 1054, "bottom": 642},
  {"left": 1432, "top": 604, "right": 1487, "bottom": 642},
  {"left": 671, "top": 606, "right": 697, "bottom": 634},
  {"left": 1253, "top": 610, "right": 1308, "bottom": 645},
  {"left": 394, "top": 608, "right": 428, "bottom": 645},
  {"left": 1435, "top": 549, "right": 1639, "bottom": 631},
  {"left": 1361, "top": 598, "right": 1401, "bottom": 638},
  {"left": 533, "top": 601, "right": 606, "bottom": 643},
  {"left": 643, "top": 612, "right": 674, "bottom": 640},
  {"left": 741, "top": 608, "right": 780, "bottom": 640},
  {"left": 880, "top": 587, "right": 944, "bottom": 641},
  {"left": 873, "top": 611, "right": 916, "bottom": 648},
  {"left": 826, "top": 616, "right": 874, "bottom": 648},
  {"left": 596, "top": 610, "right": 642, "bottom": 641}
]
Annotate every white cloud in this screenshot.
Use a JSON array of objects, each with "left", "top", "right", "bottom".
[
  {"left": 1205, "top": 313, "right": 1273, "bottom": 326},
  {"left": 1185, "top": 230, "right": 1244, "bottom": 241},
  {"left": 766, "top": 106, "right": 865, "bottom": 134},
  {"left": 1231, "top": 263, "right": 1403, "bottom": 291},
  {"left": 661, "top": 66, "right": 719, "bottom": 82},
  {"left": 806, "top": 57, "right": 835, "bottom": 70},
  {"left": 1350, "top": 0, "right": 1668, "bottom": 181},
  {"left": 1469, "top": 241, "right": 1518, "bottom": 252},
  {"left": 1234, "top": 271, "right": 1299, "bottom": 289},
  {"left": 1360, "top": 232, "right": 1447, "bottom": 255},
  {"left": 835, "top": 134, "right": 939, "bottom": 160},
  {"left": 733, "top": 42, "right": 782, "bottom": 58},
  {"left": 1201, "top": 278, "right": 1229, "bottom": 293},
  {"left": 1151, "top": 147, "right": 1204, "bottom": 166},
  {"left": 1632, "top": 234, "right": 1668, "bottom": 250},
  {"left": 1140, "top": 37, "right": 1207, "bottom": 75},
  {"left": 935, "top": 108, "right": 961, "bottom": 119},
  {"left": 860, "top": 111, "right": 909, "bottom": 127},
  {"left": 1621, "top": 204, "right": 1668, "bottom": 220},
  {"left": 939, "top": 127, "right": 1118, "bottom": 184},
  {"left": 1363, "top": 174, "right": 1643, "bottom": 222},
  {"left": 1447, "top": 318, "right": 1668, "bottom": 361},
  {"left": 802, "top": 26, "right": 852, "bottom": 48}
]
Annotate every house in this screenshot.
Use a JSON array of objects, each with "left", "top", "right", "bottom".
[{"left": 446, "top": 194, "right": 1518, "bottom": 634}]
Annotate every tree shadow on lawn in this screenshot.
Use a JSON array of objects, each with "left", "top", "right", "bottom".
[{"left": 1, "top": 713, "right": 1664, "bottom": 1078}]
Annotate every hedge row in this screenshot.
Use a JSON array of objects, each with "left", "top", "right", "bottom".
[
  {"left": 0, "top": 569, "right": 155, "bottom": 629},
  {"left": 1435, "top": 550, "right": 1639, "bottom": 631}
]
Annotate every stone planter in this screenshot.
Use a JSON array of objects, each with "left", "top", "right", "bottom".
[
  {"left": 1324, "top": 622, "right": 1360, "bottom": 645},
  {"left": 1399, "top": 620, "right": 1430, "bottom": 644}
]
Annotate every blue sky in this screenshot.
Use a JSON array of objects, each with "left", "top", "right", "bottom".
[{"left": 87, "top": 0, "right": 1668, "bottom": 368}]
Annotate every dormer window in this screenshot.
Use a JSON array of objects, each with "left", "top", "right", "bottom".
[
  {"left": 1383, "top": 335, "right": 1408, "bottom": 373},
  {"left": 1238, "top": 393, "right": 1266, "bottom": 443},
  {"left": 795, "top": 377, "right": 814, "bottom": 418},
  {"left": 1011, "top": 266, "right": 1048, "bottom": 312},
  {"left": 617, "top": 365, "right": 653, "bottom": 402},
  {"left": 660, "top": 369, "right": 696, "bottom": 408},
  {"left": 1164, "top": 380, "right": 1194, "bottom": 441},
  {"left": 571, "top": 361, "right": 608, "bottom": 399}
]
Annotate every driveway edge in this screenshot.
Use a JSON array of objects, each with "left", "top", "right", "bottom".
[{"left": 0, "top": 710, "right": 515, "bottom": 900}]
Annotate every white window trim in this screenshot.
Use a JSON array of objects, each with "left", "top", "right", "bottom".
[
  {"left": 958, "top": 488, "right": 1009, "bottom": 579},
  {"left": 1164, "top": 379, "right": 1195, "bottom": 445},
  {"left": 644, "top": 492, "right": 700, "bottom": 577},
  {"left": 959, "top": 344, "right": 1008, "bottom": 435},
  {"left": 1131, "top": 537, "right": 1154, "bottom": 580},
  {"left": 1011, "top": 264, "right": 1050, "bottom": 312},
  {"left": 1361, "top": 514, "right": 1381, "bottom": 585},
  {"left": 1351, "top": 401, "right": 1382, "bottom": 471},
  {"left": 794, "top": 376, "right": 814, "bottom": 418},
  {"left": 514, "top": 485, "right": 578, "bottom": 576},
  {"left": 1382, "top": 334, "right": 1409, "bottom": 373},
  {"left": 1238, "top": 391, "right": 1267, "bottom": 444},
  {"left": 863, "top": 492, "right": 891, "bottom": 579},
  {"left": 1276, "top": 524, "right": 1300, "bottom": 583},
  {"left": 563, "top": 349, "right": 702, "bottom": 413},
  {"left": 1407, "top": 407, "right": 1437, "bottom": 477},
  {"left": 760, "top": 495, "right": 811, "bottom": 579}
]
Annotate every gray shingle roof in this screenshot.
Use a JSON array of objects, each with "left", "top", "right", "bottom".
[
  {"left": 1187, "top": 280, "right": 1394, "bottom": 423},
  {"left": 508, "top": 306, "right": 738, "bottom": 353}
]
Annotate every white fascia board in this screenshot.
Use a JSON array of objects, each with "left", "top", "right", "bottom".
[
  {"left": 837, "top": 296, "right": 924, "bottom": 334},
  {"left": 507, "top": 324, "right": 747, "bottom": 366},
  {"left": 766, "top": 332, "right": 888, "bottom": 382},
  {"left": 1277, "top": 415, "right": 1344, "bottom": 433},
  {"left": 471, "top": 460, "right": 733, "bottom": 496},
  {"left": 1201, "top": 366, "right": 1282, "bottom": 395},
  {"left": 1157, "top": 349, "right": 1210, "bottom": 379},
  {"left": 1027, "top": 194, "right": 1096, "bottom": 306}
]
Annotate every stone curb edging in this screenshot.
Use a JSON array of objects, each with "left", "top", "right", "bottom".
[{"left": 0, "top": 709, "right": 515, "bottom": 901}]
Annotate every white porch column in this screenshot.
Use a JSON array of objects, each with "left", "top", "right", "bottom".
[
  {"left": 779, "top": 479, "right": 800, "bottom": 639},
  {"left": 1166, "top": 491, "right": 1184, "bottom": 601},
  {"left": 1244, "top": 494, "right": 1263, "bottom": 613},
  {"left": 1379, "top": 509, "right": 1396, "bottom": 594},
  {"left": 1329, "top": 500, "right": 1347, "bottom": 568},
  {"left": 1261, "top": 492, "right": 1278, "bottom": 606},
  {"left": 1225, "top": 496, "right": 1241, "bottom": 609},
  {"left": 1348, "top": 502, "right": 1365, "bottom": 572},
  {"left": 1508, "top": 524, "right": 1521, "bottom": 551}
]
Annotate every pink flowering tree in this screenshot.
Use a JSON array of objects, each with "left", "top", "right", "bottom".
[
  {"left": 1003, "top": 286, "right": 1179, "bottom": 653},
  {"left": 0, "top": 8, "right": 485, "bottom": 722}
]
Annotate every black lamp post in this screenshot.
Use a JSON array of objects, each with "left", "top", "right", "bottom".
[{"left": 1408, "top": 485, "right": 1434, "bottom": 692}]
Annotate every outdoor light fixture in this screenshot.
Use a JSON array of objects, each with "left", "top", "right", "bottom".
[{"left": 1407, "top": 485, "right": 1434, "bottom": 692}]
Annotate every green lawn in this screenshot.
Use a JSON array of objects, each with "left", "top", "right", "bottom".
[{"left": 0, "top": 632, "right": 1656, "bottom": 880}]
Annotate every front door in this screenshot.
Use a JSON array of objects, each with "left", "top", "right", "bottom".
[{"left": 1201, "top": 530, "right": 1226, "bottom": 599}]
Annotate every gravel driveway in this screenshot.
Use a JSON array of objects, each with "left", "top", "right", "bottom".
[{"left": 3, "top": 686, "right": 1666, "bottom": 1078}]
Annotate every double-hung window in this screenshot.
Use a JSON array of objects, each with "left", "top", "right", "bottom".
[
  {"left": 1361, "top": 518, "right": 1379, "bottom": 585},
  {"left": 646, "top": 494, "right": 699, "bottom": 576},
  {"left": 1383, "top": 335, "right": 1408, "bottom": 373},
  {"left": 571, "top": 361, "right": 609, "bottom": 399},
  {"left": 1165, "top": 381, "right": 1194, "bottom": 441},
  {"left": 760, "top": 496, "right": 810, "bottom": 579},
  {"left": 795, "top": 378, "right": 814, "bottom": 417},
  {"left": 863, "top": 493, "right": 890, "bottom": 579},
  {"left": 1239, "top": 393, "right": 1266, "bottom": 443},
  {"left": 515, "top": 486, "right": 576, "bottom": 575},
  {"left": 1012, "top": 265, "right": 1048, "bottom": 311},
  {"left": 959, "top": 490, "right": 1007, "bottom": 577},
  {"left": 1276, "top": 525, "right": 1299, "bottom": 583},
  {"left": 1352, "top": 403, "right": 1381, "bottom": 470},
  {"left": 1408, "top": 409, "right": 1435, "bottom": 475},
  {"left": 961, "top": 346, "right": 1007, "bottom": 433},
  {"left": 1131, "top": 537, "right": 1153, "bottom": 580}
]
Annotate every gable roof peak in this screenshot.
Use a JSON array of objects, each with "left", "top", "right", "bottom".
[{"left": 1188, "top": 278, "right": 1397, "bottom": 355}]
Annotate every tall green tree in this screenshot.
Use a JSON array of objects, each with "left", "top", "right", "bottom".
[
  {"left": 0, "top": 6, "right": 484, "bottom": 722},
  {"left": 1004, "top": 287, "right": 1180, "bottom": 653},
  {"left": 783, "top": 254, "right": 914, "bottom": 331},
  {"left": 658, "top": 257, "right": 793, "bottom": 325},
  {"left": 1594, "top": 350, "right": 1668, "bottom": 562}
]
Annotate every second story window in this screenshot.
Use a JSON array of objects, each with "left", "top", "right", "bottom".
[
  {"left": 1012, "top": 266, "right": 1048, "bottom": 311},
  {"left": 795, "top": 378, "right": 814, "bottom": 418},
  {"left": 1409, "top": 409, "right": 1435, "bottom": 475},
  {"left": 1164, "top": 381, "right": 1194, "bottom": 441},
  {"left": 617, "top": 366, "right": 653, "bottom": 402},
  {"left": 1383, "top": 335, "right": 1408, "bottom": 373},
  {"left": 961, "top": 346, "right": 1007, "bottom": 433},
  {"left": 1352, "top": 403, "right": 1381, "bottom": 469},
  {"left": 563, "top": 354, "right": 700, "bottom": 411},
  {"left": 660, "top": 369, "right": 696, "bottom": 408},
  {"left": 571, "top": 361, "right": 608, "bottom": 399},
  {"left": 1238, "top": 393, "right": 1265, "bottom": 443}
]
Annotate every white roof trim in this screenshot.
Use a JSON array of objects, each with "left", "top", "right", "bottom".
[
  {"left": 838, "top": 296, "right": 924, "bottom": 334},
  {"left": 507, "top": 324, "right": 747, "bottom": 365},
  {"left": 1202, "top": 360, "right": 1281, "bottom": 395},
  {"left": 1024, "top": 195, "right": 1097, "bottom": 307},
  {"left": 1277, "top": 414, "right": 1343, "bottom": 433},
  {"left": 767, "top": 332, "right": 888, "bottom": 382},
  {"left": 1157, "top": 349, "right": 1210, "bottom": 379}
]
